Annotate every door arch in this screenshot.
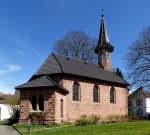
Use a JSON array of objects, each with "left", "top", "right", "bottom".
[{"left": 136, "top": 109, "right": 143, "bottom": 117}]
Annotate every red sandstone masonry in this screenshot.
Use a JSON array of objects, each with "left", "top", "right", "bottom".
[
  {"left": 56, "top": 78, "right": 128, "bottom": 122},
  {"left": 19, "top": 78, "right": 128, "bottom": 123},
  {"left": 19, "top": 88, "right": 56, "bottom": 122}
]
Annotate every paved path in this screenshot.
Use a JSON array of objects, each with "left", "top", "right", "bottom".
[{"left": 0, "top": 125, "right": 20, "bottom": 135}]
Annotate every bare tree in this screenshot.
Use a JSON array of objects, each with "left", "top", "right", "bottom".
[
  {"left": 53, "top": 31, "right": 97, "bottom": 62},
  {"left": 126, "top": 26, "right": 150, "bottom": 90}
]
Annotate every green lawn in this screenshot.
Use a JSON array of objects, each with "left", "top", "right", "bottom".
[{"left": 14, "top": 121, "right": 150, "bottom": 135}]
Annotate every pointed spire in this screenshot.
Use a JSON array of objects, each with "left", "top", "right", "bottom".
[
  {"left": 95, "top": 10, "right": 114, "bottom": 54},
  {"left": 100, "top": 13, "right": 110, "bottom": 44}
]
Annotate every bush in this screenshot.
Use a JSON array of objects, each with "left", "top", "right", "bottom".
[
  {"left": 105, "top": 115, "right": 128, "bottom": 123},
  {"left": 8, "top": 107, "right": 20, "bottom": 125},
  {"left": 28, "top": 112, "right": 47, "bottom": 125},
  {"left": 75, "top": 114, "right": 101, "bottom": 126},
  {"left": 89, "top": 115, "right": 101, "bottom": 124},
  {"left": 105, "top": 115, "right": 116, "bottom": 123},
  {"left": 75, "top": 115, "right": 90, "bottom": 126}
]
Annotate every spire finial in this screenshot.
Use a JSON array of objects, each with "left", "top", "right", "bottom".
[{"left": 101, "top": 9, "right": 104, "bottom": 18}]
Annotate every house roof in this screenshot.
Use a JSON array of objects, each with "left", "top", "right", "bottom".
[
  {"left": 15, "top": 75, "right": 69, "bottom": 94},
  {"left": 34, "top": 53, "right": 128, "bottom": 86},
  {"left": 129, "top": 87, "right": 150, "bottom": 98}
]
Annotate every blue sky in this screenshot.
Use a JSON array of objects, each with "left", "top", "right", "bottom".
[{"left": 0, "top": 0, "right": 150, "bottom": 93}]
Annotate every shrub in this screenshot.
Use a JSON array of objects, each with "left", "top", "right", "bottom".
[
  {"left": 28, "top": 112, "right": 47, "bottom": 125},
  {"left": 8, "top": 107, "right": 20, "bottom": 125},
  {"left": 75, "top": 115, "right": 90, "bottom": 126},
  {"left": 106, "top": 115, "right": 116, "bottom": 123},
  {"left": 89, "top": 115, "right": 101, "bottom": 124},
  {"left": 105, "top": 115, "right": 128, "bottom": 123},
  {"left": 75, "top": 114, "right": 101, "bottom": 126}
]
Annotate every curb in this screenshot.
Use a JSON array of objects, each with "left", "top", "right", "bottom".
[{"left": 12, "top": 125, "right": 23, "bottom": 135}]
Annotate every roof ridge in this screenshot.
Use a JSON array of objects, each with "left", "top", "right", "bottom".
[
  {"left": 52, "top": 53, "right": 64, "bottom": 73},
  {"left": 53, "top": 53, "right": 112, "bottom": 71},
  {"left": 52, "top": 53, "right": 124, "bottom": 76},
  {"left": 53, "top": 52, "right": 94, "bottom": 65},
  {"left": 45, "top": 75, "right": 69, "bottom": 93}
]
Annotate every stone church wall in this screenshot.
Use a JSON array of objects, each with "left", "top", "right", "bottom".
[
  {"left": 19, "top": 88, "right": 55, "bottom": 122},
  {"left": 59, "top": 78, "right": 128, "bottom": 122}
]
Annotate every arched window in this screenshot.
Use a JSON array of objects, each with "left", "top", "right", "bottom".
[
  {"left": 73, "top": 82, "right": 80, "bottom": 101},
  {"left": 137, "top": 109, "right": 143, "bottom": 117},
  {"left": 39, "top": 95, "right": 44, "bottom": 111},
  {"left": 110, "top": 87, "right": 116, "bottom": 103},
  {"left": 93, "top": 85, "right": 99, "bottom": 102},
  {"left": 31, "top": 96, "right": 37, "bottom": 110}
]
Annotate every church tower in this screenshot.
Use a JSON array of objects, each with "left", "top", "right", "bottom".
[{"left": 95, "top": 13, "right": 114, "bottom": 71}]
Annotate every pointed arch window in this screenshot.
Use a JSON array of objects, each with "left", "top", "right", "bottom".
[
  {"left": 31, "top": 96, "right": 37, "bottom": 111},
  {"left": 73, "top": 82, "right": 80, "bottom": 101},
  {"left": 39, "top": 95, "right": 44, "bottom": 111},
  {"left": 93, "top": 85, "right": 100, "bottom": 102},
  {"left": 110, "top": 87, "right": 116, "bottom": 104}
]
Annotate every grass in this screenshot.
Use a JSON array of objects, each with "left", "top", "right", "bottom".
[{"left": 14, "top": 121, "right": 150, "bottom": 135}]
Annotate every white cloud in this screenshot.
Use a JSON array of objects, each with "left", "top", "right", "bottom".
[
  {"left": 0, "top": 64, "right": 22, "bottom": 75},
  {"left": 8, "top": 64, "right": 22, "bottom": 72},
  {"left": 0, "top": 69, "right": 7, "bottom": 75}
]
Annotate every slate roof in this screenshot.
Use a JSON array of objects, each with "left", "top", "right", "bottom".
[
  {"left": 34, "top": 53, "right": 128, "bottom": 86},
  {"left": 15, "top": 75, "right": 69, "bottom": 93},
  {"left": 95, "top": 15, "right": 114, "bottom": 53}
]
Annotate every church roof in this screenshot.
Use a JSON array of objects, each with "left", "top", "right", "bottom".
[
  {"left": 15, "top": 75, "right": 69, "bottom": 94},
  {"left": 33, "top": 53, "right": 128, "bottom": 86},
  {"left": 95, "top": 14, "right": 114, "bottom": 53}
]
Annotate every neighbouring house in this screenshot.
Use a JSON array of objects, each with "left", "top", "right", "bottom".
[
  {"left": 128, "top": 87, "right": 150, "bottom": 119},
  {"left": 16, "top": 14, "right": 129, "bottom": 123},
  {"left": 0, "top": 93, "right": 13, "bottom": 121}
]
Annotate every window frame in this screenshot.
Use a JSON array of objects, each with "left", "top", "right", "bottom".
[
  {"left": 128, "top": 100, "right": 133, "bottom": 107},
  {"left": 136, "top": 99, "right": 143, "bottom": 106},
  {"left": 39, "top": 95, "right": 44, "bottom": 111},
  {"left": 31, "top": 96, "right": 37, "bottom": 111},
  {"left": 93, "top": 85, "right": 100, "bottom": 103},
  {"left": 72, "top": 82, "right": 81, "bottom": 102},
  {"left": 110, "top": 87, "right": 116, "bottom": 104},
  {"left": 136, "top": 109, "right": 143, "bottom": 116}
]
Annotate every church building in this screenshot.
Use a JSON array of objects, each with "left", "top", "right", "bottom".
[{"left": 16, "top": 14, "right": 128, "bottom": 123}]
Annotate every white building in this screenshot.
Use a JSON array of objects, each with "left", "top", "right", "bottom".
[
  {"left": 0, "top": 93, "right": 14, "bottom": 121},
  {"left": 0, "top": 104, "right": 12, "bottom": 121},
  {"left": 128, "top": 87, "right": 150, "bottom": 119}
]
